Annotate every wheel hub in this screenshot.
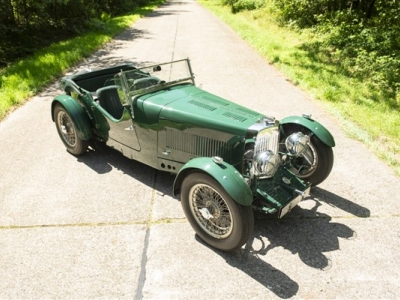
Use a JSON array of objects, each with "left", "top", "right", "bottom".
[{"left": 199, "top": 208, "right": 213, "bottom": 220}]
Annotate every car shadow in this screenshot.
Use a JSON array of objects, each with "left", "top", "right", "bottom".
[
  {"left": 311, "top": 186, "right": 371, "bottom": 218},
  {"left": 194, "top": 188, "right": 368, "bottom": 298},
  {"left": 194, "top": 235, "right": 299, "bottom": 298},
  {"left": 76, "top": 145, "right": 367, "bottom": 298},
  {"left": 76, "top": 143, "right": 158, "bottom": 189},
  {"left": 76, "top": 143, "right": 179, "bottom": 198},
  {"left": 249, "top": 201, "right": 356, "bottom": 270},
  {"left": 245, "top": 187, "right": 369, "bottom": 270}
]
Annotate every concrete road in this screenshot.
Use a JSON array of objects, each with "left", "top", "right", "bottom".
[{"left": 1, "top": 0, "right": 400, "bottom": 298}]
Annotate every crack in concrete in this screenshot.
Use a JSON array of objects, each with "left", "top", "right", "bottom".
[
  {"left": 1, "top": 213, "right": 398, "bottom": 231},
  {"left": 134, "top": 170, "right": 157, "bottom": 300},
  {"left": 0, "top": 221, "right": 147, "bottom": 230},
  {"left": 135, "top": 226, "right": 150, "bottom": 300}
]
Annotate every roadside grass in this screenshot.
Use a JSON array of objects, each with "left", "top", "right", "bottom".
[
  {"left": 199, "top": 0, "right": 400, "bottom": 176},
  {"left": 0, "top": 1, "right": 164, "bottom": 121}
]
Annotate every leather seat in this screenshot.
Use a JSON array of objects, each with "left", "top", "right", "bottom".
[{"left": 96, "top": 85, "right": 124, "bottom": 120}]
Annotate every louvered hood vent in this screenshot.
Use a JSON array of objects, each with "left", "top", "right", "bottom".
[
  {"left": 186, "top": 94, "right": 262, "bottom": 123},
  {"left": 158, "top": 86, "right": 265, "bottom": 136}
]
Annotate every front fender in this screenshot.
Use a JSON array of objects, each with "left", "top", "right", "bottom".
[
  {"left": 280, "top": 115, "right": 335, "bottom": 147},
  {"left": 51, "top": 95, "right": 92, "bottom": 141},
  {"left": 173, "top": 157, "right": 253, "bottom": 206}
]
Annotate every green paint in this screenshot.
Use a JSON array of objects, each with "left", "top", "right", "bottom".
[
  {"left": 173, "top": 157, "right": 253, "bottom": 206},
  {"left": 52, "top": 95, "right": 92, "bottom": 141},
  {"left": 280, "top": 115, "right": 335, "bottom": 147}
]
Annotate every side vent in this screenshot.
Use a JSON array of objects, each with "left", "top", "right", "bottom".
[{"left": 166, "top": 129, "right": 231, "bottom": 159}]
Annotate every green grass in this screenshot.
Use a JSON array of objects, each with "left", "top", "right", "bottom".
[
  {"left": 199, "top": 0, "right": 400, "bottom": 176},
  {"left": 0, "top": 1, "right": 164, "bottom": 120}
]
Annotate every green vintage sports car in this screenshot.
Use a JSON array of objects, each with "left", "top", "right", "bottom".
[{"left": 52, "top": 58, "right": 335, "bottom": 251}]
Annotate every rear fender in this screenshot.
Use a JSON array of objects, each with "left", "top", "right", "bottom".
[
  {"left": 51, "top": 95, "right": 92, "bottom": 141},
  {"left": 280, "top": 115, "right": 335, "bottom": 147},
  {"left": 173, "top": 157, "right": 253, "bottom": 206}
]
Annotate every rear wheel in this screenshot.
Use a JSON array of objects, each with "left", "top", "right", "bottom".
[
  {"left": 281, "top": 124, "right": 334, "bottom": 186},
  {"left": 53, "top": 104, "right": 88, "bottom": 156},
  {"left": 181, "top": 172, "right": 254, "bottom": 251}
]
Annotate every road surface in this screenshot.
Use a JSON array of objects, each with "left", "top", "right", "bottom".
[{"left": 1, "top": 0, "right": 399, "bottom": 298}]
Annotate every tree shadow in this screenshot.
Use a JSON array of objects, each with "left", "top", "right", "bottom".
[
  {"left": 69, "top": 27, "right": 153, "bottom": 71},
  {"left": 137, "top": 0, "right": 189, "bottom": 19},
  {"left": 112, "top": 27, "right": 152, "bottom": 41},
  {"left": 144, "top": 10, "right": 187, "bottom": 18}
]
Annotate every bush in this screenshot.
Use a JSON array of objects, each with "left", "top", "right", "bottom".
[
  {"left": 222, "top": 0, "right": 265, "bottom": 13},
  {"left": 314, "top": 8, "right": 400, "bottom": 108},
  {"left": 262, "top": 0, "right": 400, "bottom": 109}
]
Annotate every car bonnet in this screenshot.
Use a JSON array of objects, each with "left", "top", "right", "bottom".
[{"left": 156, "top": 85, "right": 265, "bottom": 136}]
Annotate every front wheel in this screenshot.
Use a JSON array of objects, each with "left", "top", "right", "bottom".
[
  {"left": 53, "top": 104, "right": 89, "bottom": 156},
  {"left": 181, "top": 172, "right": 254, "bottom": 252},
  {"left": 281, "top": 124, "right": 334, "bottom": 186}
]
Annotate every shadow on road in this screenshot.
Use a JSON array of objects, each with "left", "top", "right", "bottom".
[
  {"left": 75, "top": 145, "right": 367, "bottom": 298},
  {"left": 75, "top": 143, "right": 178, "bottom": 199},
  {"left": 195, "top": 189, "right": 367, "bottom": 298},
  {"left": 72, "top": 28, "right": 154, "bottom": 70},
  {"left": 249, "top": 200, "right": 356, "bottom": 270},
  {"left": 312, "top": 186, "right": 371, "bottom": 218},
  {"left": 226, "top": 250, "right": 299, "bottom": 298},
  {"left": 76, "top": 143, "right": 156, "bottom": 188},
  {"left": 194, "top": 234, "right": 299, "bottom": 299}
]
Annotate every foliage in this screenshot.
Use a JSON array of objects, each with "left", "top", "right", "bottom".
[
  {"left": 311, "top": 1, "right": 400, "bottom": 108},
  {"left": 218, "top": 0, "right": 400, "bottom": 108},
  {"left": 222, "top": 0, "right": 265, "bottom": 13},
  {"left": 269, "top": 0, "right": 378, "bottom": 27},
  {"left": 0, "top": 0, "right": 164, "bottom": 120},
  {"left": 0, "top": 0, "right": 155, "bottom": 68},
  {"left": 202, "top": 0, "right": 400, "bottom": 175}
]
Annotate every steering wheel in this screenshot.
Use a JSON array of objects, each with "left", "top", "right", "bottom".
[{"left": 130, "top": 76, "right": 162, "bottom": 91}]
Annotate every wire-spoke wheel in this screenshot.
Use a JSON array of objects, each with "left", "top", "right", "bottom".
[
  {"left": 181, "top": 172, "right": 254, "bottom": 251},
  {"left": 189, "top": 183, "right": 234, "bottom": 239},
  {"left": 53, "top": 104, "right": 88, "bottom": 155}
]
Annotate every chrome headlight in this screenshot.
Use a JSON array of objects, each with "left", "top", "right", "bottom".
[
  {"left": 251, "top": 150, "right": 281, "bottom": 179},
  {"left": 285, "top": 132, "right": 310, "bottom": 156}
]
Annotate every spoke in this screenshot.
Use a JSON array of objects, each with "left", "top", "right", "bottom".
[
  {"left": 58, "top": 112, "right": 76, "bottom": 147},
  {"left": 190, "top": 183, "right": 233, "bottom": 239}
]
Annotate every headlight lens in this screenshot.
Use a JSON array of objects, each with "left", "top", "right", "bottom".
[
  {"left": 251, "top": 150, "right": 281, "bottom": 179},
  {"left": 285, "top": 132, "right": 310, "bottom": 156}
]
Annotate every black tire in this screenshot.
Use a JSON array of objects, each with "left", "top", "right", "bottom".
[
  {"left": 181, "top": 172, "right": 254, "bottom": 252},
  {"left": 281, "top": 124, "right": 334, "bottom": 186},
  {"left": 53, "top": 104, "right": 89, "bottom": 156}
]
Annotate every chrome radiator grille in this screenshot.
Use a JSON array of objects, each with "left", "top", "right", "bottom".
[{"left": 254, "top": 127, "right": 280, "bottom": 155}]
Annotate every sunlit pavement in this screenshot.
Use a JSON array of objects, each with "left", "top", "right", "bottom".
[{"left": 1, "top": 0, "right": 400, "bottom": 298}]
